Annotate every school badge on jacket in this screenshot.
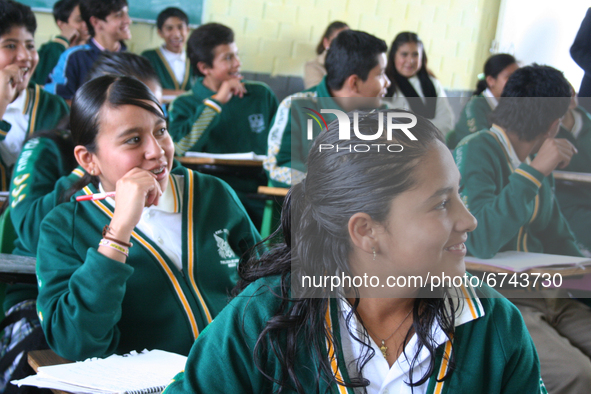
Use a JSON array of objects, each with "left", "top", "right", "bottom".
[
  {"left": 214, "top": 229, "right": 239, "bottom": 267},
  {"left": 248, "top": 114, "right": 265, "bottom": 133}
]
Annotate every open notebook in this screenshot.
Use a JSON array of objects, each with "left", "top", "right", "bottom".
[{"left": 12, "top": 349, "right": 186, "bottom": 394}]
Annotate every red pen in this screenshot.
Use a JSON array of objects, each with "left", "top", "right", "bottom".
[{"left": 76, "top": 192, "right": 116, "bottom": 201}]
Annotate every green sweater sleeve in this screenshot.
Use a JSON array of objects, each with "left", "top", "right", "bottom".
[
  {"left": 32, "top": 38, "right": 68, "bottom": 86},
  {"left": 36, "top": 204, "right": 134, "bottom": 361},
  {"left": 9, "top": 137, "right": 84, "bottom": 255},
  {"left": 163, "top": 279, "right": 280, "bottom": 393},
  {"left": 168, "top": 95, "right": 223, "bottom": 155},
  {"left": 455, "top": 96, "right": 492, "bottom": 144},
  {"left": 455, "top": 139, "right": 546, "bottom": 258},
  {"left": 263, "top": 97, "right": 305, "bottom": 188}
]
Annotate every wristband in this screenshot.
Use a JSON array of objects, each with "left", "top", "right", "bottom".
[{"left": 99, "top": 238, "right": 129, "bottom": 257}]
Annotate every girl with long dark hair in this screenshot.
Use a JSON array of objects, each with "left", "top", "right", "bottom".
[
  {"left": 304, "top": 21, "right": 349, "bottom": 89},
  {"left": 386, "top": 32, "right": 455, "bottom": 137},
  {"left": 35, "top": 75, "right": 260, "bottom": 361},
  {"left": 164, "top": 110, "right": 545, "bottom": 394}
]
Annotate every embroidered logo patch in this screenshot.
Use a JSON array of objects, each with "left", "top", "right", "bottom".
[
  {"left": 248, "top": 114, "right": 265, "bottom": 133},
  {"left": 214, "top": 229, "right": 239, "bottom": 267}
]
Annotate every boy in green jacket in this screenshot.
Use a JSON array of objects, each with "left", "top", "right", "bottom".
[
  {"left": 141, "top": 7, "right": 193, "bottom": 98},
  {"left": 263, "top": 29, "right": 390, "bottom": 188},
  {"left": 168, "top": 23, "right": 278, "bottom": 228},
  {"left": 31, "top": 0, "right": 89, "bottom": 86},
  {"left": 454, "top": 64, "right": 591, "bottom": 394},
  {"left": 0, "top": 1, "right": 69, "bottom": 191}
]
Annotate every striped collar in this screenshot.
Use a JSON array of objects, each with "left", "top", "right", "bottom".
[
  {"left": 490, "top": 124, "right": 529, "bottom": 170},
  {"left": 97, "top": 173, "right": 183, "bottom": 213}
]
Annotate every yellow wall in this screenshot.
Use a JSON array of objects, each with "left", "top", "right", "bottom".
[{"left": 33, "top": 0, "right": 501, "bottom": 90}]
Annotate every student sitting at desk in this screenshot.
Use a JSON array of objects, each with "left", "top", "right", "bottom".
[
  {"left": 168, "top": 23, "right": 278, "bottom": 228},
  {"left": 0, "top": 0, "right": 69, "bottom": 192},
  {"left": 45, "top": 0, "right": 131, "bottom": 102},
  {"left": 554, "top": 87, "right": 591, "bottom": 255},
  {"left": 454, "top": 64, "right": 591, "bottom": 394},
  {"left": 31, "top": 0, "right": 89, "bottom": 86},
  {"left": 264, "top": 29, "right": 390, "bottom": 188},
  {"left": 141, "top": 7, "right": 193, "bottom": 99},
  {"left": 449, "top": 54, "right": 518, "bottom": 149},
  {"left": 164, "top": 110, "right": 546, "bottom": 394},
  {"left": 0, "top": 51, "right": 166, "bottom": 391},
  {"left": 35, "top": 75, "right": 260, "bottom": 361}
]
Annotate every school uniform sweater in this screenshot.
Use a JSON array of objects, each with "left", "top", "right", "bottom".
[
  {"left": 454, "top": 125, "right": 581, "bottom": 259},
  {"left": 0, "top": 84, "right": 69, "bottom": 191},
  {"left": 554, "top": 106, "right": 591, "bottom": 251},
  {"left": 141, "top": 48, "right": 193, "bottom": 91},
  {"left": 163, "top": 275, "right": 546, "bottom": 394},
  {"left": 31, "top": 35, "right": 70, "bottom": 86},
  {"left": 36, "top": 166, "right": 261, "bottom": 361},
  {"left": 45, "top": 39, "right": 127, "bottom": 100},
  {"left": 451, "top": 90, "right": 497, "bottom": 149},
  {"left": 263, "top": 76, "right": 343, "bottom": 188},
  {"left": 4, "top": 136, "right": 84, "bottom": 312}
]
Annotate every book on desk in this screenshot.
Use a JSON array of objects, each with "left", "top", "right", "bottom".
[{"left": 12, "top": 349, "right": 186, "bottom": 394}]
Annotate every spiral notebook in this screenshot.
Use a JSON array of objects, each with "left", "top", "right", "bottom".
[{"left": 12, "top": 349, "right": 186, "bottom": 394}]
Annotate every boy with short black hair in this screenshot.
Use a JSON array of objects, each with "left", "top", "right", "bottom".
[
  {"left": 264, "top": 29, "right": 390, "bottom": 188},
  {"left": 0, "top": 0, "right": 69, "bottom": 191},
  {"left": 168, "top": 22, "right": 279, "bottom": 228},
  {"left": 45, "top": 0, "right": 131, "bottom": 101},
  {"left": 454, "top": 64, "right": 591, "bottom": 394},
  {"left": 31, "top": 0, "right": 89, "bottom": 86},
  {"left": 141, "top": 7, "right": 193, "bottom": 97}
]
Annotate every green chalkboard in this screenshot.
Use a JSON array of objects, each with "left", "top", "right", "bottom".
[{"left": 24, "top": 0, "right": 203, "bottom": 25}]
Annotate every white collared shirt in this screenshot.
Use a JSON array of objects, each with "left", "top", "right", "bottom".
[
  {"left": 160, "top": 46, "right": 187, "bottom": 85},
  {"left": 337, "top": 287, "right": 484, "bottom": 394},
  {"left": 0, "top": 89, "right": 30, "bottom": 167},
  {"left": 100, "top": 176, "right": 183, "bottom": 270},
  {"left": 482, "top": 88, "right": 498, "bottom": 110}
]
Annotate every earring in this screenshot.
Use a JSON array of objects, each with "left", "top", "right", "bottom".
[
  {"left": 372, "top": 247, "right": 376, "bottom": 261},
  {"left": 90, "top": 169, "right": 95, "bottom": 176}
]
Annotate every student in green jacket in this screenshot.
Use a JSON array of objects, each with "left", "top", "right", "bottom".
[
  {"left": 168, "top": 22, "right": 279, "bottom": 228},
  {"left": 454, "top": 65, "right": 591, "bottom": 394},
  {"left": 141, "top": 7, "right": 193, "bottom": 98},
  {"left": 0, "top": 1, "right": 69, "bottom": 191},
  {"left": 554, "top": 88, "right": 591, "bottom": 254},
  {"left": 35, "top": 75, "right": 260, "bottom": 362},
  {"left": 164, "top": 110, "right": 546, "bottom": 394},
  {"left": 449, "top": 54, "right": 518, "bottom": 149},
  {"left": 31, "top": 0, "right": 89, "bottom": 86},
  {"left": 264, "top": 29, "right": 390, "bottom": 188}
]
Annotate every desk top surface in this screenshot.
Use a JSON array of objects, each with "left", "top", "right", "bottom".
[
  {"left": 553, "top": 170, "right": 591, "bottom": 183},
  {"left": 177, "top": 156, "right": 263, "bottom": 167},
  {"left": 0, "top": 253, "right": 35, "bottom": 275}
]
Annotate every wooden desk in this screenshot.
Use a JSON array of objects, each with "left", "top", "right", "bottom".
[
  {"left": 0, "top": 253, "right": 36, "bottom": 284},
  {"left": 28, "top": 350, "right": 73, "bottom": 394},
  {"left": 177, "top": 156, "right": 263, "bottom": 167},
  {"left": 553, "top": 170, "right": 591, "bottom": 184},
  {"left": 177, "top": 156, "right": 264, "bottom": 178}
]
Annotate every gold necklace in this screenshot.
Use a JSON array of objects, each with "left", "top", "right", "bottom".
[{"left": 365, "top": 308, "right": 413, "bottom": 358}]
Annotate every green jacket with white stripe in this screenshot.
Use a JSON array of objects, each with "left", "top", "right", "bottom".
[
  {"left": 36, "top": 166, "right": 261, "bottom": 361},
  {"left": 163, "top": 275, "right": 546, "bottom": 394},
  {"left": 141, "top": 48, "right": 193, "bottom": 91},
  {"left": 453, "top": 125, "right": 581, "bottom": 258},
  {"left": 5, "top": 135, "right": 84, "bottom": 313}
]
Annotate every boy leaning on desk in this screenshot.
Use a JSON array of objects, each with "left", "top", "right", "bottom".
[{"left": 454, "top": 64, "right": 591, "bottom": 394}]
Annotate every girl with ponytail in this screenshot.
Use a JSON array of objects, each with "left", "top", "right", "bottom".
[
  {"left": 165, "top": 109, "right": 545, "bottom": 394},
  {"left": 450, "top": 54, "right": 518, "bottom": 148}
]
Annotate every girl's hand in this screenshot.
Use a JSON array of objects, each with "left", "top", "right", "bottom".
[
  {"left": 107, "top": 167, "right": 163, "bottom": 243},
  {"left": 0, "top": 65, "right": 23, "bottom": 118}
]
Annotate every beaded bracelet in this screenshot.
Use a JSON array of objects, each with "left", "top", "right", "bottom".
[
  {"left": 99, "top": 238, "right": 129, "bottom": 257},
  {"left": 102, "top": 225, "right": 133, "bottom": 248}
]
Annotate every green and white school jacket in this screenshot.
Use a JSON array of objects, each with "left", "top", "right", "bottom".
[
  {"left": 163, "top": 275, "right": 546, "bottom": 394},
  {"left": 0, "top": 84, "right": 69, "bottom": 190},
  {"left": 451, "top": 90, "right": 496, "bottom": 149},
  {"left": 5, "top": 135, "right": 84, "bottom": 312},
  {"left": 263, "top": 77, "right": 343, "bottom": 188},
  {"left": 141, "top": 48, "right": 193, "bottom": 91},
  {"left": 36, "top": 166, "right": 261, "bottom": 361},
  {"left": 454, "top": 124, "right": 581, "bottom": 259}
]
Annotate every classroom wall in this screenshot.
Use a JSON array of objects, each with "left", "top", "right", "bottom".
[{"left": 33, "top": 0, "right": 501, "bottom": 90}]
